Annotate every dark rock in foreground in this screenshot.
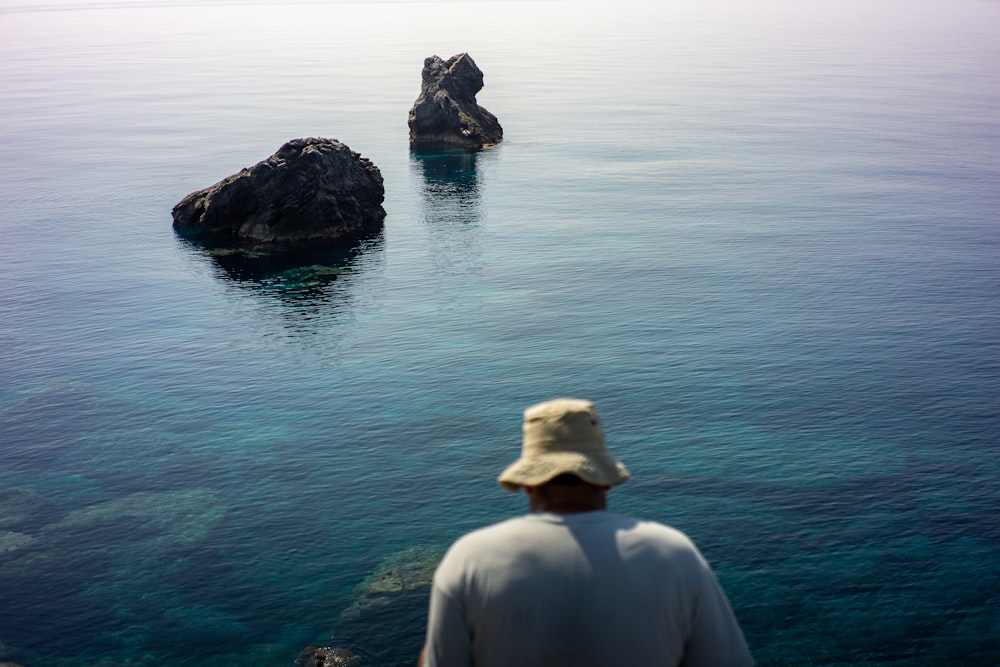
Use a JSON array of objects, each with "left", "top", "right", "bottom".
[
  {"left": 408, "top": 53, "right": 502, "bottom": 150},
  {"left": 295, "top": 647, "right": 365, "bottom": 667},
  {"left": 172, "top": 138, "right": 385, "bottom": 247}
]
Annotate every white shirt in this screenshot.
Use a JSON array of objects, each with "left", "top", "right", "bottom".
[{"left": 424, "top": 511, "right": 753, "bottom": 667}]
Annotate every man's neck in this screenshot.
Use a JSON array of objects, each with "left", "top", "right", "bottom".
[
  {"left": 527, "top": 484, "right": 608, "bottom": 514},
  {"left": 533, "top": 501, "right": 605, "bottom": 515}
]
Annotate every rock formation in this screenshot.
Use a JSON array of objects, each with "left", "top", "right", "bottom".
[
  {"left": 295, "top": 647, "right": 365, "bottom": 667},
  {"left": 0, "top": 531, "right": 36, "bottom": 556},
  {"left": 172, "top": 138, "right": 385, "bottom": 246},
  {"left": 408, "top": 53, "right": 502, "bottom": 150},
  {"left": 340, "top": 544, "right": 443, "bottom": 621}
]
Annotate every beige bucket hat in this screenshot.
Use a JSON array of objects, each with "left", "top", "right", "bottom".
[{"left": 498, "top": 398, "right": 631, "bottom": 492}]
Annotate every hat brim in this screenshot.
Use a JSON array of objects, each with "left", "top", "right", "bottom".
[{"left": 497, "top": 451, "right": 630, "bottom": 492}]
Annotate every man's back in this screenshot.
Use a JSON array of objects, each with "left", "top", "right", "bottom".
[{"left": 424, "top": 510, "right": 752, "bottom": 667}]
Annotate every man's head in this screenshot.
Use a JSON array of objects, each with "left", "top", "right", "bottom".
[{"left": 497, "top": 398, "right": 631, "bottom": 493}]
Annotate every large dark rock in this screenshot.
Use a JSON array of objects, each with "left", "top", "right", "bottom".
[
  {"left": 408, "top": 53, "right": 502, "bottom": 150},
  {"left": 172, "top": 138, "right": 385, "bottom": 247}
]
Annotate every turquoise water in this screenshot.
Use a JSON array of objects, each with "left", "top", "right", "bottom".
[{"left": 2, "top": 0, "right": 999, "bottom": 665}]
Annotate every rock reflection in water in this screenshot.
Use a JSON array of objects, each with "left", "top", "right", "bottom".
[
  {"left": 176, "top": 231, "right": 385, "bottom": 332},
  {"left": 410, "top": 145, "right": 485, "bottom": 274}
]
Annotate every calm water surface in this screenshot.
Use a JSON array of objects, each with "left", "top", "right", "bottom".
[{"left": 1, "top": 0, "right": 999, "bottom": 665}]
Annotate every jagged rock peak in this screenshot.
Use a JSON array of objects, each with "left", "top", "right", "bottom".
[{"left": 408, "top": 53, "right": 503, "bottom": 150}]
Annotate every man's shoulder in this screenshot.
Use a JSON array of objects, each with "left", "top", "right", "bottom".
[
  {"left": 433, "top": 515, "right": 537, "bottom": 582},
  {"left": 448, "top": 511, "right": 696, "bottom": 551},
  {"left": 440, "top": 513, "right": 576, "bottom": 563},
  {"left": 449, "top": 513, "right": 540, "bottom": 547},
  {"left": 617, "top": 513, "right": 696, "bottom": 539},
  {"left": 582, "top": 511, "right": 697, "bottom": 549}
]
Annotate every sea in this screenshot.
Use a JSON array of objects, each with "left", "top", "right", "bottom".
[{"left": 1, "top": 0, "right": 998, "bottom": 665}]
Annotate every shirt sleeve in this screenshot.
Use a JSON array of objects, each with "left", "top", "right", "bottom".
[
  {"left": 679, "top": 559, "right": 754, "bottom": 667},
  {"left": 423, "top": 561, "right": 475, "bottom": 667}
]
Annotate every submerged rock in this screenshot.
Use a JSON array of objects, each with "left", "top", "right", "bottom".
[
  {"left": 340, "top": 544, "right": 443, "bottom": 620},
  {"left": 313, "top": 546, "right": 442, "bottom": 666},
  {"left": 0, "top": 531, "right": 36, "bottom": 556},
  {"left": 43, "top": 489, "right": 225, "bottom": 545},
  {"left": 408, "top": 53, "right": 502, "bottom": 150},
  {"left": 0, "top": 488, "right": 59, "bottom": 530},
  {"left": 172, "top": 138, "right": 385, "bottom": 247}
]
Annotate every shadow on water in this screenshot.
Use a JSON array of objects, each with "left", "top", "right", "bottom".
[
  {"left": 175, "top": 229, "right": 385, "bottom": 332},
  {"left": 410, "top": 144, "right": 490, "bottom": 273}
]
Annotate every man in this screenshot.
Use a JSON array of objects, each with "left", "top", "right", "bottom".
[{"left": 420, "top": 398, "right": 753, "bottom": 667}]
